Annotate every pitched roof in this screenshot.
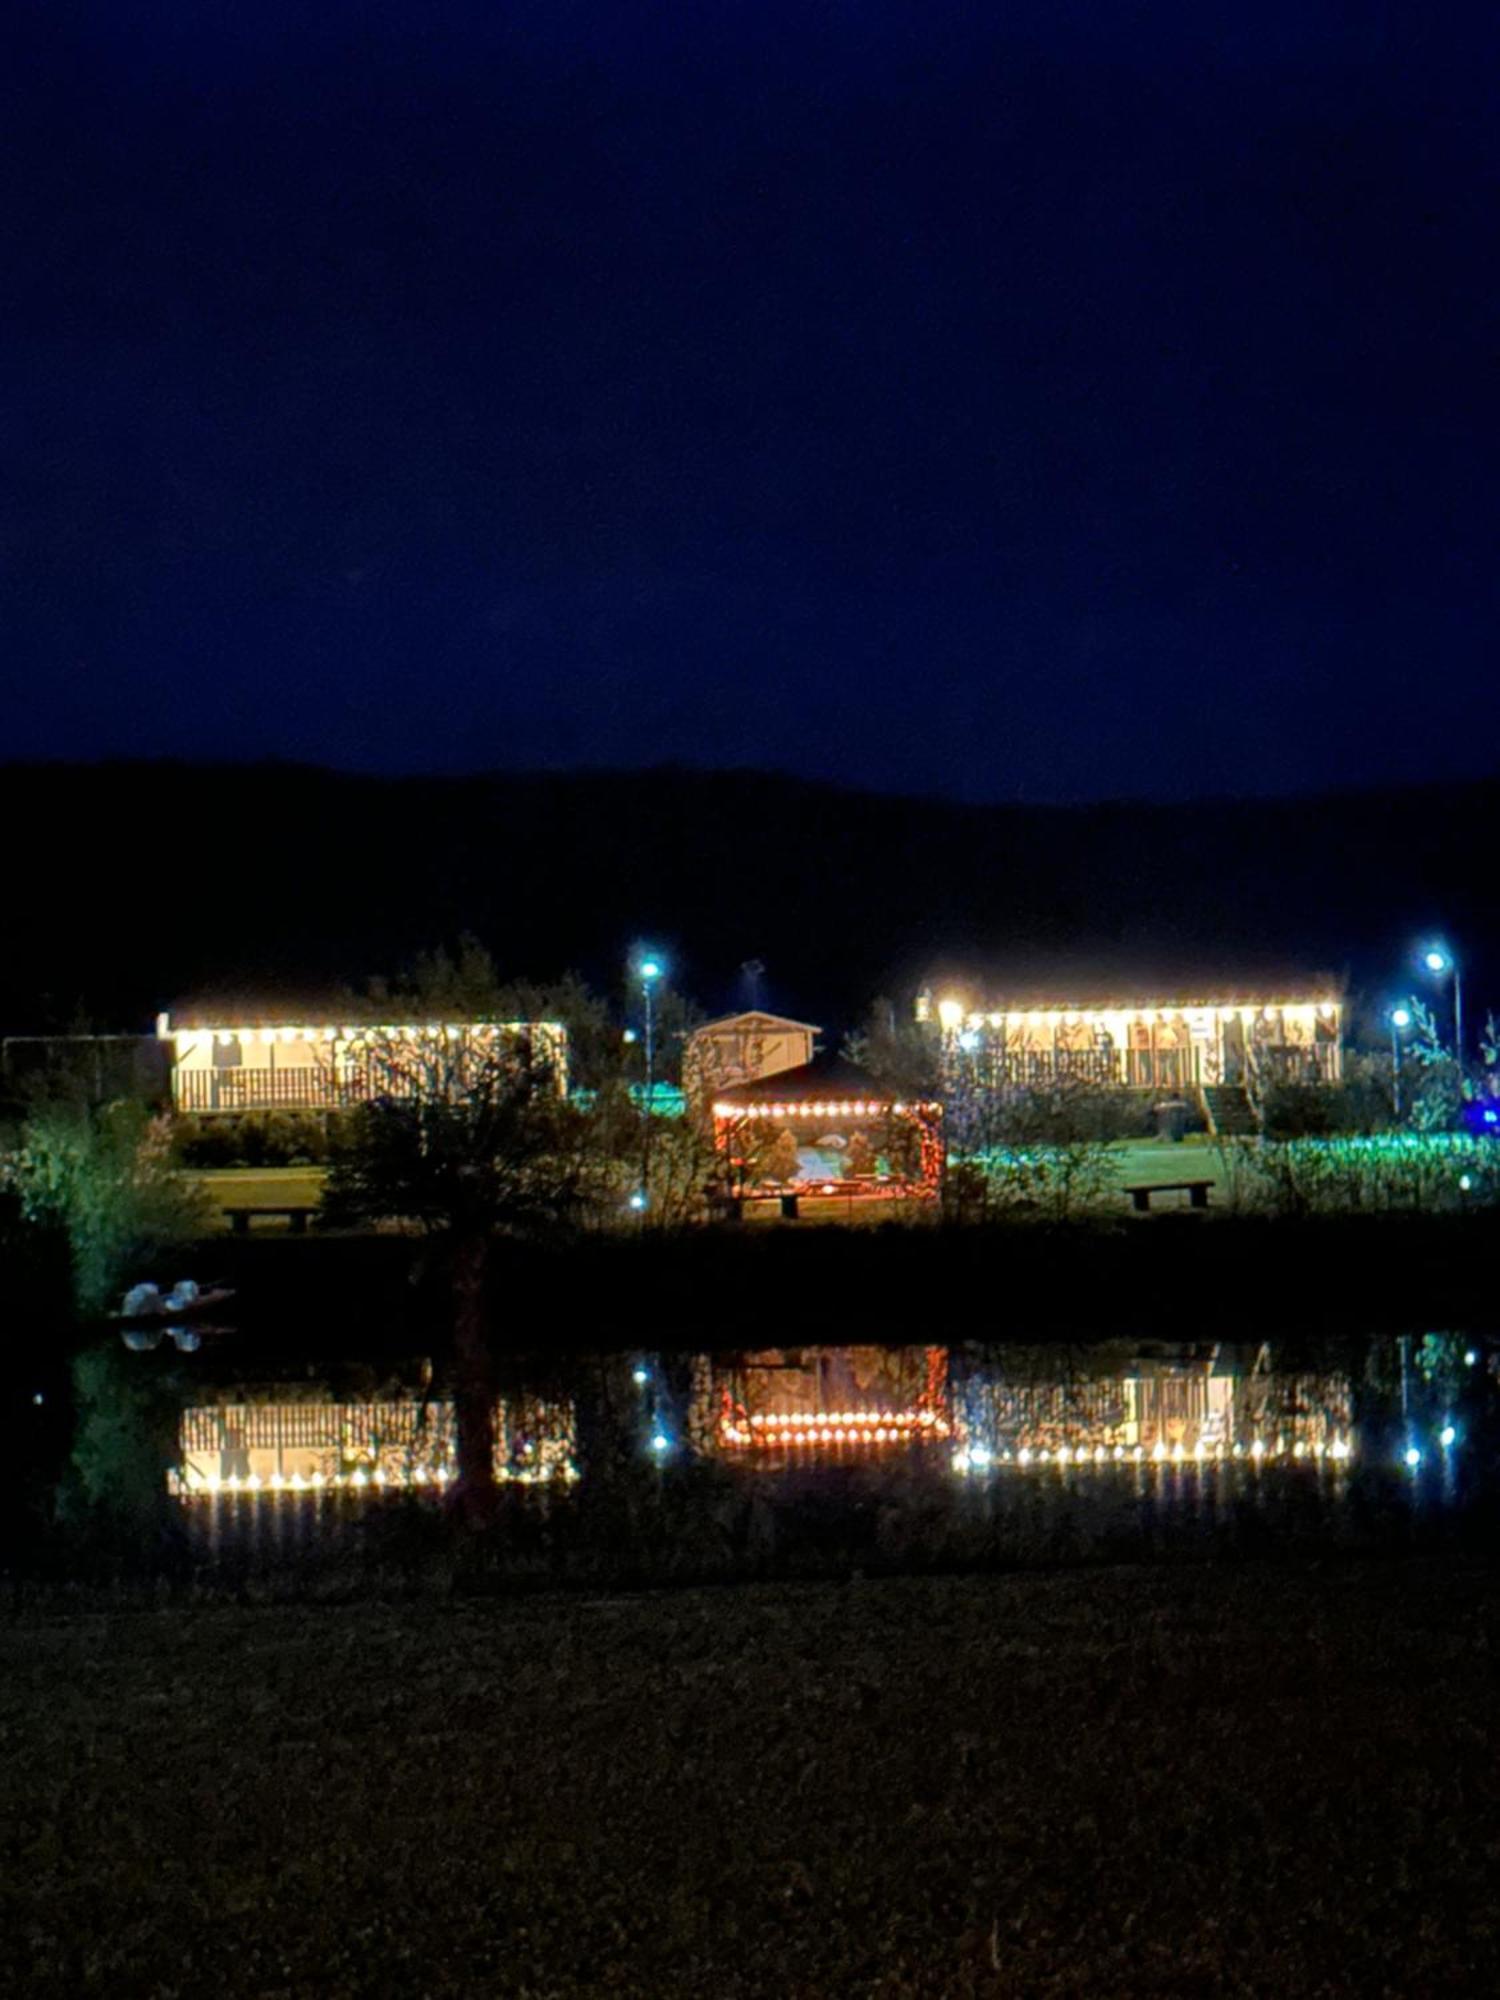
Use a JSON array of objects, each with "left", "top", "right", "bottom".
[
  {"left": 690, "top": 1011, "right": 823, "bottom": 1037},
  {"left": 712, "top": 1052, "right": 914, "bottom": 1107}
]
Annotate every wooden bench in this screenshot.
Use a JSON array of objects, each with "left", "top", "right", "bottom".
[
  {"left": 1123, "top": 1179, "right": 1213, "bottom": 1213},
  {"left": 223, "top": 1205, "right": 316, "bottom": 1235}
]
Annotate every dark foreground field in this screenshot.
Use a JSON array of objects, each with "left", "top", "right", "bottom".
[{"left": 3, "top": 1561, "right": 1497, "bottom": 1997}]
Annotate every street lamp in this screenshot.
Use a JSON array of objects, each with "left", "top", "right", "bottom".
[
  {"left": 1419, "top": 944, "right": 1463, "bottom": 1063},
  {"left": 1389, "top": 1006, "right": 1412, "bottom": 1119},
  {"left": 633, "top": 950, "right": 665, "bottom": 1194}
]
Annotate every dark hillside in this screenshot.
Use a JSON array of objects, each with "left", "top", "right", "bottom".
[{"left": 5, "top": 762, "right": 1496, "bottom": 1033}]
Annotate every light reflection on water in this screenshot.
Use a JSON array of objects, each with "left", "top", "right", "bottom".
[{"left": 163, "top": 1335, "right": 1487, "bottom": 1504}]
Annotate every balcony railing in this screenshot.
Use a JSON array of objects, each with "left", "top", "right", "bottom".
[
  {"left": 967, "top": 1043, "right": 1340, "bottom": 1093},
  {"left": 174, "top": 1066, "right": 389, "bottom": 1113},
  {"left": 1255, "top": 1046, "right": 1340, "bottom": 1087}
]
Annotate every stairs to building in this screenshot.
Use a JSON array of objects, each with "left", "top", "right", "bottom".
[{"left": 1200, "top": 1085, "right": 1259, "bottom": 1138}]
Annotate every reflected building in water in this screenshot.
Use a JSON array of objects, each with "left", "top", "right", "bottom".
[
  {"left": 169, "top": 1342, "right": 1369, "bottom": 1497},
  {"left": 686, "top": 1342, "right": 1355, "bottom": 1469},
  {"left": 171, "top": 1394, "right": 577, "bottom": 1495}
]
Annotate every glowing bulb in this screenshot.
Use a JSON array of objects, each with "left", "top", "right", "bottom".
[
  {"left": 650, "top": 1432, "right": 670, "bottom": 1454},
  {"left": 632, "top": 1366, "right": 649, "bottom": 1385},
  {"left": 1404, "top": 1446, "right": 1422, "bottom": 1469},
  {"left": 1439, "top": 1425, "right": 1456, "bottom": 1449},
  {"left": 1464, "top": 1349, "right": 1478, "bottom": 1367},
  {"left": 969, "top": 1444, "right": 992, "bottom": 1469}
]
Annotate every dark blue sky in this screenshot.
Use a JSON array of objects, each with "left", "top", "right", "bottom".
[{"left": 5, "top": 2, "right": 1498, "bottom": 801}]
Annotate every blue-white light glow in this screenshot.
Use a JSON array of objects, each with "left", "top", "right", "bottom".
[
  {"left": 650, "top": 1431, "right": 671, "bottom": 1454},
  {"left": 632, "top": 1365, "right": 649, "bottom": 1385},
  {"left": 1404, "top": 1446, "right": 1422, "bottom": 1469},
  {"left": 627, "top": 1190, "right": 649, "bottom": 1211},
  {"left": 1439, "top": 1425, "right": 1456, "bottom": 1449}
]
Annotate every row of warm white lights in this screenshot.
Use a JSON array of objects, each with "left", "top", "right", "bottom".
[
  {"left": 953, "top": 1437, "right": 1354, "bottom": 1471},
  {"left": 721, "top": 1411, "right": 952, "bottom": 1446},
  {"left": 746, "top": 1408, "right": 946, "bottom": 1426},
  {"left": 170, "top": 1463, "right": 577, "bottom": 1496},
  {"left": 713, "top": 1100, "right": 932, "bottom": 1121},
  {"left": 935, "top": 1002, "right": 1339, "bottom": 1032},
  {"left": 170, "top": 1021, "right": 561, "bottom": 1049}
]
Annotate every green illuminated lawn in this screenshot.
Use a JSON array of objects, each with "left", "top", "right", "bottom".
[{"left": 193, "top": 1165, "right": 326, "bottom": 1227}]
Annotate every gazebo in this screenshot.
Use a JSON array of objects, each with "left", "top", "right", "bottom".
[{"left": 710, "top": 1053, "right": 943, "bottom": 1211}]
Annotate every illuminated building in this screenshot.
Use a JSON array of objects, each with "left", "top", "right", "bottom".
[
  {"left": 158, "top": 1010, "right": 568, "bottom": 1114},
  {"left": 692, "top": 1346, "right": 952, "bottom": 1456},
  {"left": 170, "top": 1395, "right": 577, "bottom": 1495},
  {"left": 683, "top": 1011, "right": 822, "bottom": 1103},
  {"left": 919, "top": 986, "right": 1342, "bottom": 1131},
  {"left": 710, "top": 1054, "right": 943, "bottom": 1203}
]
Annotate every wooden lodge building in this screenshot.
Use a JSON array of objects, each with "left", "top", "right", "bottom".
[
  {"left": 157, "top": 1007, "right": 568, "bottom": 1115},
  {"left": 917, "top": 978, "right": 1344, "bottom": 1131}
]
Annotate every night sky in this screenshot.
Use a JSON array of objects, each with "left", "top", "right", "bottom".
[{"left": 6, "top": 2, "right": 1498, "bottom": 802}]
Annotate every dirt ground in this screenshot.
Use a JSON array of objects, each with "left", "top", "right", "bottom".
[{"left": 3, "top": 1559, "right": 1496, "bottom": 1997}]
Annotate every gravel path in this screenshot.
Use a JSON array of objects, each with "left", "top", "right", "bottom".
[{"left": 3, "top": 1560, "right": 1496, "bottom": 1996}]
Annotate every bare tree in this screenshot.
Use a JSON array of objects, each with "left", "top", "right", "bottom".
[{"left": 321, "top": 1027, "right": 599, "bottom": 1522}]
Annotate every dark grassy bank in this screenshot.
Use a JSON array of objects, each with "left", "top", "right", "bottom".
[
  {"left": 196, "top": 1211, "right": 1500, "bottom": 1362},
  {"left": 3, "top": 1558, "right": 1496, "bottom": 1997}
]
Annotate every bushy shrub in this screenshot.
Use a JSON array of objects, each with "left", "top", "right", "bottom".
[
  {"left": 967, "top": 1141, "right": 1119, "bottom": 1222},
  {"left": 7, "top": 1102, "right": 209, "bottom": 1313},
  {"left": 1261, "top": 1081, "right": 1392, "bottom": 1139},
  {"left": 174, "top": 1110, "right": 333, "bottom": 1168},
  {"left": 1222, "top": 1132, "right": 1497, "bottom": 1216}
]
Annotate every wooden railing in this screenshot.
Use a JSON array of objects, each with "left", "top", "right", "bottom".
[{"left": 174, "top": 1067, "right": 382, "bottom": 1112}]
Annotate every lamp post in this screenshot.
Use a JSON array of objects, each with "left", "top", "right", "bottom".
[
  {"left": 1389, "top": 1006, "right": 1412, "bottom": 1120},
  {"left": 1420, "top": 944, "right": 1463, "bottom": 1065},
  {"left": 635, "top": 951, "right": 664, "bottom": 1199}
]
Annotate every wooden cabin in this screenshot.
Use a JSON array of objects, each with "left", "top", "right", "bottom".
[{"left": 159, "top": 1008, "right": 568, "bottom": 1114}]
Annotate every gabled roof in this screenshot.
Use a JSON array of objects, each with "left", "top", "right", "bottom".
[
  {"left": 713, "top": 1052, "right": 912, "bottom": 1108},
  {"left": 690, "top": 1011, "right": 823, "bottom": 1037}
]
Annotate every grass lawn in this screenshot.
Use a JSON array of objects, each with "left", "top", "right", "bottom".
[
  {"left": 193, "top": 1165, "right": 327, "bottom": 1229},
  {"left": 4, "top": 1559, "right": 1495, "bottom": 1997}
]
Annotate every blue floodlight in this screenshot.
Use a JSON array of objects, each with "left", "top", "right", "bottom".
[
  {"left": 638, "top": 955, "right": 664, "bottom": 983},
  {"left": 650, "top": 1431, "right": 671, "bottom": 1455},
  {"left": 1423, "top": 948, "right": 1451, "bottom": 975},
  {"left": 957, "top": 1030, "right": 981, "bottom": 1053},
  {"left": 1464, "top": 1349, "right": 1478, "bottom": 1367},
  {"left": 627, "top": 1190, "right": 649, "bottom": 1212},
  {"left": 969, "top": 1443, "right": 993, "bottom": 1469},
  {"left": 1390, "top": 1006, "right": 1412, "bottom": 1030},
  {"left": 1439, "top": 1424, "right": 1457, "bottom": 1449},
  {"left": 632, "top": 1365, "right": 649, "bottom": 1386},
  {"left": 1403, "top": 1445, "right": 1422, "bottom": 1469}
]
